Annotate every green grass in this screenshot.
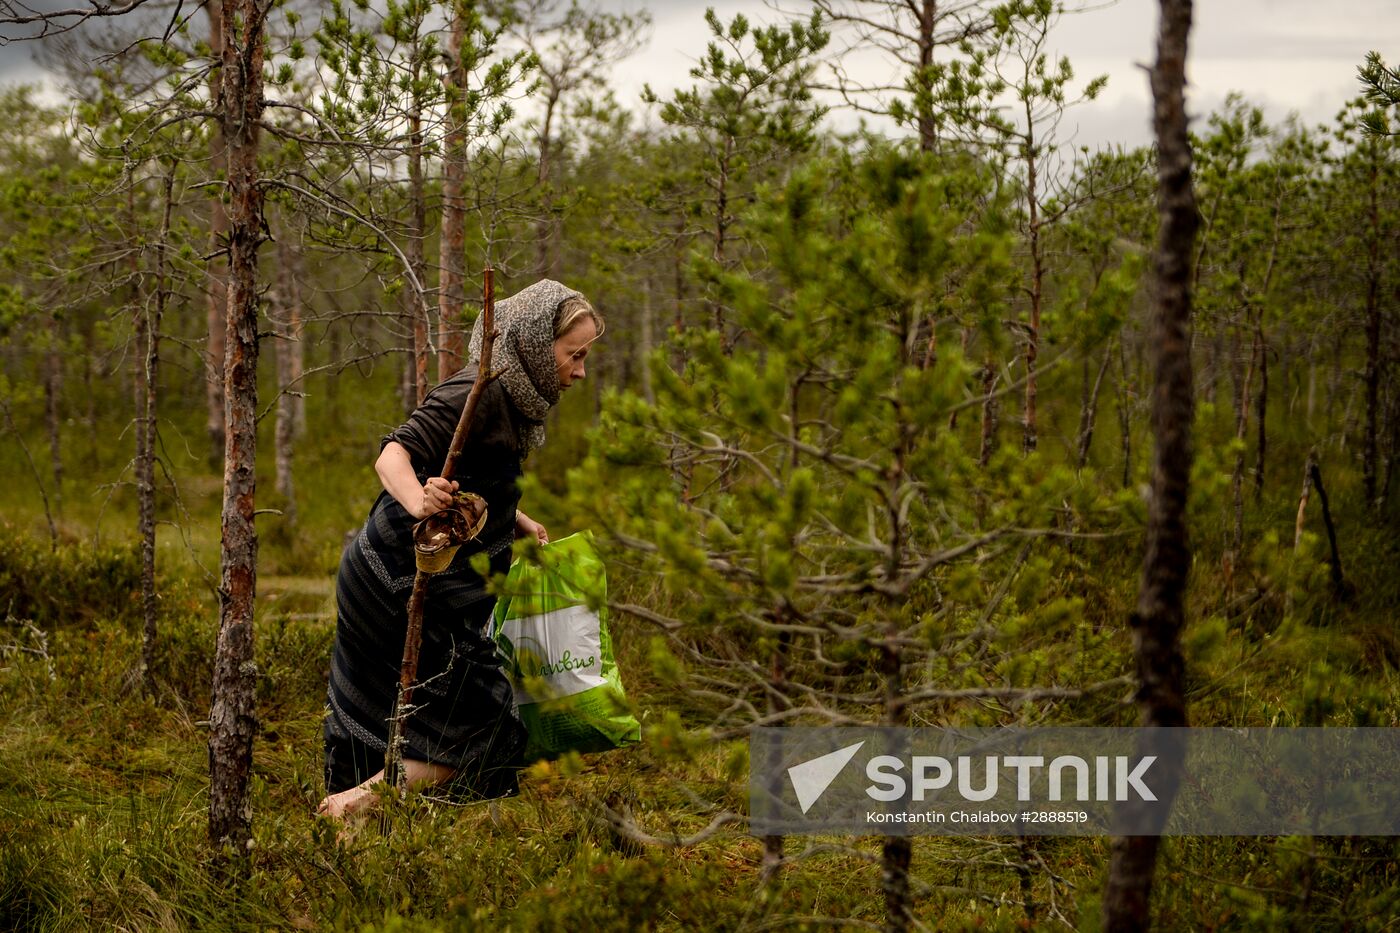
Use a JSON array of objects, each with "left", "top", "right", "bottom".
[
  {"left": 2, "top": 368, "right": 1399, "bottom": 930},
  {"left": 2, "top": 520, "right": 1398, "bottom": 932}
]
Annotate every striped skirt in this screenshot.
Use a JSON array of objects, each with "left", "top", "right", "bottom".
[{"left": 324, "top": 490, "right": 525, "bottom": 800}]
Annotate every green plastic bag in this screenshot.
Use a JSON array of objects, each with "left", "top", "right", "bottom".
[{"left": 491, "top": 532, "right": 641, "bottom": 762}]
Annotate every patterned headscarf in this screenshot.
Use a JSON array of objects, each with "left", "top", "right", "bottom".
[{"left": 467, "top": 279, "right": 583, "bottom": 451}]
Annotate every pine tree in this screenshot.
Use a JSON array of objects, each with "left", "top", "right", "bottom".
[
  {"left": 1329, "top": 100, "right": 1399, "bottom": 512},
  {"left": 804, "top": 0, "right": 1006, "bottom": 151},
  {"left": 307, "top": 0, "right": 526, "bottom": 407},
  {"left": 642, "top": 8, "right": 828, "bottom": 349},
  {"left": 494, "top": 0, "right": 649, "bottom": 279},
  {"left": 551, "top": 144, "right": 1128, "bottom": 931}
]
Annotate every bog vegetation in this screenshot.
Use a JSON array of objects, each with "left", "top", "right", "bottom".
[{"left": 1, "top": 0, "right": 1398, "bottom": 929}]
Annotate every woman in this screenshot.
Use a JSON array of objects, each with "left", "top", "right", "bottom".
[{"left": 318, "top": 279, "right": 602, "bottom": 820}]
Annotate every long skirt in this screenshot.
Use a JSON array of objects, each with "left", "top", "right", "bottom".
[{"left": 323, "top": 492, "right": 526, "bottom": 800}]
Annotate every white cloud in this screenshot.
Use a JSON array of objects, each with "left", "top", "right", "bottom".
[{"left": 3, "top": 0, "right": 1392, "bottom": 148}]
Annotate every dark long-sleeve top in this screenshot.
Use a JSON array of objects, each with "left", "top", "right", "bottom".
[{"left": 379, "top": 372, "right": 528, "bottom": 569}]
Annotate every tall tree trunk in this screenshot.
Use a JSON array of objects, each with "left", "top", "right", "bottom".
[
  {"left": 1362, "top": 155, "right": 1381, "bottom": 508},
  {"left": 759, "top": 625, "right": 791, "bottom": 881},
  {"left": 882, "top": 831, "right": 912, "bottom": 933},
  {"left": 915, "top": 0, "right": 936, "bottom": 152},
  {"left": 1102, "top": 0, "right": 1198, "bottom": 928},
  {"left": 205, "top": 0, "right": 229, "bottom": 465},
  {"left": 1077, "top": 343, "right": 1114, "bottom": 469},
  {"left": 1285, "top": 449, "right": 1314, "bottom": 619},
  {"left": 1306, "top": 349, "right": 1317, "bottom": 426},
  {"left": 1326, "top": 329, "right": 1342, "bottom": 437},
  {"left": 1023, "top": 130, "right": 1042, "bottom": 454},
  {"left": 921, "top": 314, "right": 938, "bottom": 370},
  {"left": 401, "top": 283, "right": 417, "bottom": 418},
  {"left": 1117, "top": 333, "right": 1133, "bottom": 488},
  {"left": 640, "top": 276, "right": 655, "bottom": 404},
  {"left": 1254, "top": 322, "right": 1267, "bottom": 502},
  {"left": 1230, "top": 331, "right": 1257, "bottom": 556},
  {"left": 44, "top": 312, "right": 63, "bottom": 512},
  {"left": 327, "top": 313, "right": 341, "bottom": 424},
  {"left": 711, "top": 139, "right": 734, "bottom": 350},
  {"left": 1383, "top": 378, "right": 1400, "bottom": 512},
  {"left": 1278, "top": 336, "right": 1291, "bottom": 415},
  {"left": 127, "top": 184, "right": 145, "bottom": 561},
  {"left": 879, "top": 440, "right": 912, "bottom": 933},
  {"left": 408, "top": 92, "right": 430, "bottom": 405},
  {"left": 1308, "top": 458, "right": 1348, "bottom": 594},
  {"left": 439, "top": 11, "right": 469, "bottom": 380},
  {"left": 1280, "top": 332, "right": 1294, "bottom": 418},
  {"left": 535, "top": 89, "right": 561, "bottom": 278},
  {"left": 979, "top": 356, "right": 999, "bottom": 468},
  {"left": 273, "top": 242, "right": 299, "bottom": 528},
  {"left": 81, "top": 314, "right": 98, "bottom": 464},
  {"left": 673, "top": 214, "right": 686, "bottom": 333},
  {"left": 671, "top": 213, "right": 688, "bottom": 373},
  {"left": 208, "top": 0, "right": 266, "bottom": 858},
  {"left": 1250, "top": 184, "right": 1283, "bottom": 505},
  {"left": 1229, "top": 319, "right": 1244, "bottom": 428},
  {"left": 1203, "top": 327, "right": 1219, "bottom": 405},
  {"left": 285, "top": 244, "right": 305, "bottom": 437},
  {"left": 138, "top": 166, "right": 175, "bottom": 693}
]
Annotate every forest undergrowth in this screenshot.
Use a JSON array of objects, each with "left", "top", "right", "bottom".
[{"left": 1, "top": 445, "right": 1397, "bottom": 931}]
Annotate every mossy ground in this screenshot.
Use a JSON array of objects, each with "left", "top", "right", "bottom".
[
  {"left": 1, "top": 380, "right": 1398, "bottom": 931},
  {"left": 2, "top": 507, "right": 1397, "bottom": 932}
]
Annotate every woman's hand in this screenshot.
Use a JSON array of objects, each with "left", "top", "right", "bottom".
[
  {"left": 377, "top": 442, "right": 460, "bottom": 520},
  {"left": 416, "top": 477, "right": 459, "bottom": 520},
  {"left": 515, "top": 509, "right": 548, "bottom": 545},
  {"left": 378, "top": 442, "right": 459, "bottom": 515}
]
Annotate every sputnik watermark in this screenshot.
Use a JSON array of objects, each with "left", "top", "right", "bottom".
[
  {"left": 787, "top": 745, "right": 1157, "bottom": 814},
  {"left": 788, "top": 741, "right": 865, "bottom": 814},
  {"left": 751, "top": 727, "right": 1400, "bottom": 836},
  {"left": 864, "top": 753, "right": 1156, "bottom": 802}
]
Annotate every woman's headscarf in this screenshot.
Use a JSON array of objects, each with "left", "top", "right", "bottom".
[{"left": 467, "top": 278, "right": 582, "bottom": 451}]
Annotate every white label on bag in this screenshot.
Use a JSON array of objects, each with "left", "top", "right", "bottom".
[{"left": 499, "top": 604, "right": 606, "bottom": 704}]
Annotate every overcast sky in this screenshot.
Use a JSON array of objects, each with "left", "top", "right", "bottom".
[
  {"left": 609, "top": 0, "right": 1398, "bottom": 148},
  {"left": 2, "top": 0, "right": 1395, "bottom": 148}
]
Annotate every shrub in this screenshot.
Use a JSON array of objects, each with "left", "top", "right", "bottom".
[{"left": 0, "top": 523, "right": 140, "bottom": 627}]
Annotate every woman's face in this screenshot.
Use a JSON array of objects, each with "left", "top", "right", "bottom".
[{"left": 554, "top": 317, "right": 597, "bottom": 390}]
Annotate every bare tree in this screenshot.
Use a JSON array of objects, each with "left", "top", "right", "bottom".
[
  {"left": 137, "top": 162, "right": 176, "bottom": 692},
  {"left": 967, "top": 3, "right": 1107, "bottom": 454},
  {"left": 0, "top": 0, "right": 161, "bottom": 39},
  {"left": 17, "top": 0, "right": 285, "bottom": 861},
  {"left": 207, "top": 0, "right": 270, "bottom": 858},
  {"left": 271, "top": 236, "right": 303, "bottom": 527},
  {"left": 1102, "top": 0, "right": 1198, "bottom": 927},
  {"left": 438, "top": 5, "right": 473, "bottom": 381},
  {"left": 1360, "top": 122, "right": 1385, "bottom": 509},
  {"left": 642, "top": 9, "right": 827, "bottom": 348}
]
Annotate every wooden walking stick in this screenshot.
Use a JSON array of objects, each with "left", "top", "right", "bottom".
[{"left": 386, "top": 267, "right": 498, "bottom": 792}]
